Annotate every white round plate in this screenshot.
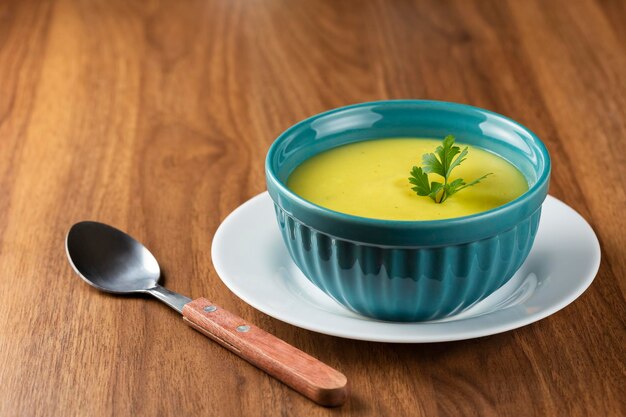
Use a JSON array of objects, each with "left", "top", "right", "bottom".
[{"left": 211, "top": 193, "right": 600, "bottom": 343}]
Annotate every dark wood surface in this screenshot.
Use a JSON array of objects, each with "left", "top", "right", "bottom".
[{"left": 0, "top": 0, "right": 624, "bottom": 416}]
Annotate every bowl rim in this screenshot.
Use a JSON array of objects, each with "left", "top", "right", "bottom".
[{"left": 265, "top": 99, "right": 551, "bottom": 244}]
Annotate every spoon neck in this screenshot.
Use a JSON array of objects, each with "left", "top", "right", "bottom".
[{"left": 147, "top": 285, "right": 192, "bottom": 314}]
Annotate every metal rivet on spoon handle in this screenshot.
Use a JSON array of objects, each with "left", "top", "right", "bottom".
[{"left": 65, "top": 221, "right": 348, "bottom": 407}]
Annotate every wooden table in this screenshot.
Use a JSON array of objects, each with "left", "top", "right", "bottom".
[{"left": 0, "top": 0, "right": 624, "bottom": 415}]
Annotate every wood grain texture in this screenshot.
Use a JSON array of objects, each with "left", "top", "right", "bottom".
[
  {"left": 183, "top": 298, "right": 348, "bottom": 406},
  {"left": 0, "top": 0, "right": 624, "bottom": 416}
]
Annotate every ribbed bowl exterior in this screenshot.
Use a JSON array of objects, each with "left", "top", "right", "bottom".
[{"left": 275, "top": 204, "right": 542, "bottom": 321}]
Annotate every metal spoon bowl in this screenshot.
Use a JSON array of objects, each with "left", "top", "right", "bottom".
[{"left": 66, "top": 221, "right": 190, "bottom": 312}]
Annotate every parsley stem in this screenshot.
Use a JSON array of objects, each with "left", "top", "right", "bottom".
[{"left": 439, "top": 174, "right": 448, "bottom": 204}]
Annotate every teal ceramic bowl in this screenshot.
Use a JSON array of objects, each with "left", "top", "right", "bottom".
[{"left": 265, "top": 100, "right": 550, "bottom": 322}]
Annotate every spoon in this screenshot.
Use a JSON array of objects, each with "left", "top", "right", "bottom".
[{"left": 65, "top": 221, "right": 348, "bottom": 407}]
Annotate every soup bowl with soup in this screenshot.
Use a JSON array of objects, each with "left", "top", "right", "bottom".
[{"left": 265, "top": 100, "right": 550, "bottom": 322}]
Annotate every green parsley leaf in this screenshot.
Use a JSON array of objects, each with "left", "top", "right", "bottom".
[
  {"left": 438, "top": 135, "right": 462, "bottom": 175},
  {"left": 446, "top": 146, "right": 468, "bottom": 177},
  {"left": 421, "top": 152, "right": 445, "bottom": 177},
  {"left": 408, "top": 166, "right": 431, "bottom": 196},
  {"left": 443, "top": 178, "right": 466, "bottom": 200},
  {"left": 408, "top": 135, "right": 492, "bottom": 204},
  {"left": 453, "top": 173, "right": 492, "bottom": 193}
]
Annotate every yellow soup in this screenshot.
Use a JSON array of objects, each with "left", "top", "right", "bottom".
[{"left": 287, "top": 138, "right": 528, "bottom": 221}]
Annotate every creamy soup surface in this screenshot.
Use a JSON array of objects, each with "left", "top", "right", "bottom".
[{"left": 287, "top": 138, "right": 528, "bottom": 221}]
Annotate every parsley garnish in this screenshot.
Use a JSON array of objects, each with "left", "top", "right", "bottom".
[{"left": 408, "top": 135, "right": 492, "bottom": 204}]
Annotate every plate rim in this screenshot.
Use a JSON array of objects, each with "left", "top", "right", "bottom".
[{"left": 211, "top": 192, "right": 601, "bottom": 343}]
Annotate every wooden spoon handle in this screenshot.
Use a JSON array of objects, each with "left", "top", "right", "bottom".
[{"left": 182, "top": 298, "right": 348, "bottom": 406}]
